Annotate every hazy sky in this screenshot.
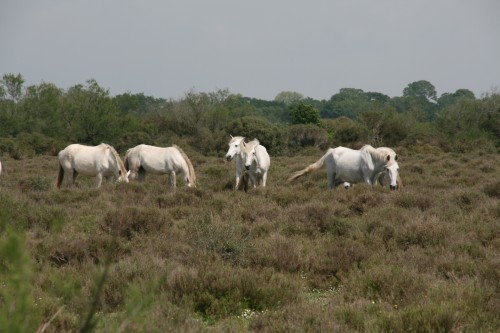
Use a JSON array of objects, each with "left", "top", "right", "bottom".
[{"left": 1, "top": 0, "right": 499, "bottom": 100}]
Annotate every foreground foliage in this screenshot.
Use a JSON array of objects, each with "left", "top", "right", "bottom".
[{"left": 0, "top": 149, "right": 499, "bottom": 332}]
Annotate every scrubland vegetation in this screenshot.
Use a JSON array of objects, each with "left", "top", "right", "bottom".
[
  {"left": 0, "top": 73, "right": 499, "bottom": 332},
  {"left": 1, "top": 148, "right": 499, "bottom": 332}
]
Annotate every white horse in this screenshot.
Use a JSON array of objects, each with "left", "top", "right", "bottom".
[
  {"left": 124, "top": 144, "right": 196, "bottom": 188},
  {"left": 241, "top": 138, "right": 270, "bottom": 189},
  {"left": 57, "top": 143, "right": 130, "bottom": 188},
  {"left": 225, "top": 136, "right": 247, "bottom": 189},
  {"left": 289, "top": 145, "right": 399, "bottom": 190}
]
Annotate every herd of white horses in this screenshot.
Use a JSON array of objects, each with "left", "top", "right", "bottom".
[{"left": 0, "top": 136, "right": 402, "bottom": 191}]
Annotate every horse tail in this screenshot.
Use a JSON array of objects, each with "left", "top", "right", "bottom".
[
  {"left": 288, "top": 152, "right": 328, "bottom": 182},
  {"left": 56, "top": 163, "right": 64, "bottom": 188},
  {"left": 173, "top": 145, "right": 196, "bottom": 187}
]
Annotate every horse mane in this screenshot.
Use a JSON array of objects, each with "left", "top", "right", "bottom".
[
  {"left": 361, "top": 145, "right": 396, "bottom": 164},
  {"left": 229, "top": 136, "right": 245, "bottom": 145},
  {"left": 245, "top": 139, "right": 260, "bottom": 151},
  {"left": 172, "top": 144, "right": 196, "bottom": 187},
  {"left": 103, "top": 143, "right": 128, "bottom": 176}
]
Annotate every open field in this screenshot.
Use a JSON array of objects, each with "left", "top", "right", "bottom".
[{"left": 1, "top": 148, "right": 499, "bottom": 332}]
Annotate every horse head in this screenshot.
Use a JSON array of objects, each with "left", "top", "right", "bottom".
[
  {"left": 226, "top": 136, "right": 245, "bottom": 161},
  {"left": 243, "top": 139, "right": 259, "bottom": 170},
  {"left": 385, "top": 161, "right": 400, "bottom": 190},
  {"left": 118, "top": 170, "right": 131, "bottom": 183}
]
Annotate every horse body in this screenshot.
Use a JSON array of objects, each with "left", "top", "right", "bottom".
[
  {"left": 124, "top": 144, "right": 196, "bottom": 188},
  {"left": 242, "top": 139, "right": 270, "bottom": 188},
  {"left": 57, "top": 143, "right": 129, "bottom": 188},
  {"left": 289, "top": 145, "right": 399, "bottom": 190}
]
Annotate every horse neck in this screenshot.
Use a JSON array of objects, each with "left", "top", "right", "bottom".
[
  {"left": 370, "top": 149, "right": 393, "bottom": 171},
  {"left": 172, "top": 145, "right": 196, "bottom": 186},
  {"left": 247, "top": 143, "right": 261, "bottom": 167}
]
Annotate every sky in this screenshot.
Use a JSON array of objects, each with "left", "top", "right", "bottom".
[{"left": 1, "top": 0, "right": 499, "bottom": 101}]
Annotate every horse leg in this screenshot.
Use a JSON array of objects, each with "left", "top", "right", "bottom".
[
  {"left": 249, "top": 172, "right": 257, "bottom": 188},
  {"left": 261, "top": 171, "right": 268, "bottom": 187},
  {"left": 169, "top": 171, "right": 176, "bottom": 189},
  {"left": 95, "top": 174, "right": 103, "bottom": 188},
  {"left": 235, "top": 169, "right": 242, "bottom": 190},
  {"left": 327, "top": 171, "right": 336, "bottom": 189},
  {"left": 138, "top": 166, "right": 146, "bottom": 181},
  {"left": 72, "top": 170, "right": 79, "bottom": 187}
]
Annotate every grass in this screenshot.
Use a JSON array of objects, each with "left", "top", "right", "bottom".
[{"left": 0, "top": 148, "right": 499, "bottom": 332}]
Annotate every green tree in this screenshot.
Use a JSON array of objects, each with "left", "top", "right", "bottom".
[
  {"left": 61, "top": 79, "right": 126, "bottom": 144},
  {"left": 403, "top": 80, "right": 437, "bottom": 102},
  {"left": 322, "top": 88, "right": 369, "bottom": 119},
  {"left": 436, "top": 98, "right": 497, "bottom": 152},
  {"left": 290, "top": 102, "right": 321, "bottom": 126},
  {"left": 437, "top": 89, "right": 475, "bottom": 109},
  {"left": 0, "top": 73, "right": 25, "bottom": 135},
  {"left": 274, "top": 91, "right": 304, "bottom": 106},
  {"left": 22, "top": 82, "right": 64, "bottom": 137}
]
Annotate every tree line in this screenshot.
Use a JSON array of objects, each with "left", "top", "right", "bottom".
[{"left": 0, "top": 73, "right": 498, "bottom": 159}]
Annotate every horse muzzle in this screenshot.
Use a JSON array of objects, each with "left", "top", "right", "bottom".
[
  {"left": 390, "top": 185, "right": 397, "bottom": 191},
  {"left": 226, "top": 155, "right": 233, "bottom": 162},
  {"left": 245, "top": 165, "right": 250, "bottom": 170}
]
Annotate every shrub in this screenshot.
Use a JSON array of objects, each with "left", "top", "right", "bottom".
[
  {"left": 288, "top": 124, "right": 328, "bottom": 150},
  {"left": 225, "top": 116, "right": 289, "bottom": 155},
  {"left": 322, "top": 117, "right": 366, "bottom": 145},
  {"left": 483, "top": 181, "right": 500, "bottom": 198},
  {"left": 166, "top": 262, "right": 300, "bottom": 321}
]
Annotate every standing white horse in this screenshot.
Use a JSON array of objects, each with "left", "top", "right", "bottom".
[
  {"left": 225, "top": 136, "right": 247, "bottom": 189},
  {"left": 124, "top": 144, "right": 196, "bottom": 188},
  {"left": 241, "top": 138, "right": 270, "bottom": 189},
  {"left": 289, "top": 145, "right": 399, "bottom": 190},
  {"left": 57, "top": 143, "right": 130, "bottom": 188}
]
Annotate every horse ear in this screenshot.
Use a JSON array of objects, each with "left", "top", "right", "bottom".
[
  {"left": 230, "top": 134, "right": 233, "bottom": 139},
  {"left": 127, "top": 170, "right": 131, "bottom": 177}
]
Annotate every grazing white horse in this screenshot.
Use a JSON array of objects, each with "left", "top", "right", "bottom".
[
  {"left": 124, "top": 144, "right": 196, "bottom": 188},
  {"left": 57, "top": 143, "right": 130, "bottom": 188},
  {"left": 241, "top": 139, "right": 270, "bottom": 189},
  {"left": 289, "top": 145, "right": 399, "bottom": 190},
  {"left": 225, "top": 136, "right": 247, "bottom": 189}
]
